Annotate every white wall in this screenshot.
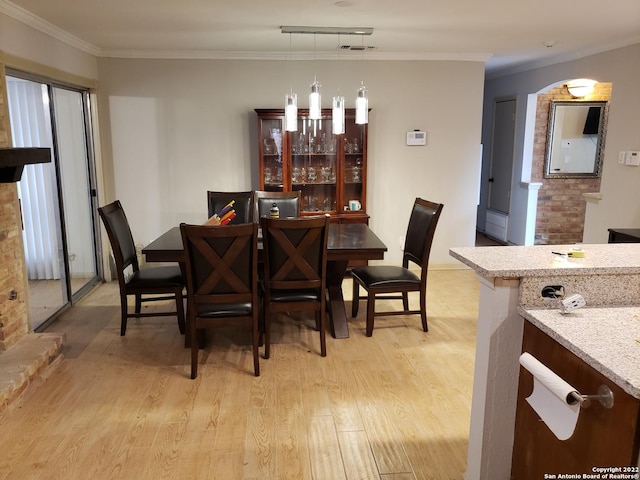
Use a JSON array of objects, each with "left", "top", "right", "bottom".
[
  {"left": 97, "top": 58, "right": 485, "bottom": 267},
  {"left": 0, "top": 12, "right": 98, "bottom": 80},
  {"left": 480, "top": 43, "right": 640, "bottom": 245}
]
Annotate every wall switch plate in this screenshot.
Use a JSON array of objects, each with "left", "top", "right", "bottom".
[{"left": 618, "top": 151, "right": 627, "bottom": 164}]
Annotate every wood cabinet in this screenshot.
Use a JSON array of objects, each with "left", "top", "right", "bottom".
[
  {"left": 511, "top": 321, "right": 640, "bottom": 479},
  {"left": 256, "top": 108, "right": 368, "bottom": 224}
]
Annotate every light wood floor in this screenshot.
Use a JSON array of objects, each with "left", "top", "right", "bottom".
[
  {"left": 28, "top": 277, "right": 94, "bottom": 330},
  {"left": 0, "top": 269, "right": 479, "bottom": 480}
]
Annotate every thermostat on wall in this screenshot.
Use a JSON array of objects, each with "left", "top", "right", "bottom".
[{"left": 406, "top": 130, "right": 427, "bottom": 146}]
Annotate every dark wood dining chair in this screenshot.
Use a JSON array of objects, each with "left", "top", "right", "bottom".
[
  {"left": 261, "top": 214, "right": 330, "bottom": 358},
  {"left": 351, "top": 198, "right": 444, "bottom": 336},
  {"left": 98, "top": 200, "right": 186, "bottom": 336},
  {"left": 253, "top": 190, "right": 301, "bottom": 220},
  {"left": 180, "top": 222, "right": 260, "bottom": 378},
  {"left": 207, "top": 190, "right": 254, "bottom": 224}
]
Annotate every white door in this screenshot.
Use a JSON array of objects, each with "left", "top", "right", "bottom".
[{"left": 488, "top": 99, "right": 516, "bottom": 214}]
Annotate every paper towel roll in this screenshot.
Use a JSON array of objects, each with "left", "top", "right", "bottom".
[{"left": 519, "top": 352, "right": 581, "bottom": 440}]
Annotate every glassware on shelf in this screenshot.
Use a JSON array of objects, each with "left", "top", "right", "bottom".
[
  {"left": 353, "top": 138, "right": 360, "bottom": 153},
  {"left": 306, "top": 196, "right": 318, "bottom": 212},
  {"left": 300, "top": 167, "right": 307, "bottom": 183},
  {"left": 263, "top": 138, "right": 274, "bottom": 154},
  {"left": 292, "top": 167, "right": 300, "bottom": 183},
  {"left": 271, "top": 128, "right": 282, "bottom": 158},
  {"left": 352, "top": 157, "right": 363, "bottom": 182},
  {"left": 344, "top": 139, "right": 354, "bottom": 153},
  {"left": 264, "top": 167, "right": 272, "bottom": 183},
  {"left": 320, "top": 166, "right": 331, "bottom": 183},
  {"left": 326, "top": 138, "right": 336, "bottom": 154},
  {"left": 308, "top": 167, "right": 317, "bottom": 182},
  {"left": 276, "top": 167, "right": 282, "bottom": 183}
]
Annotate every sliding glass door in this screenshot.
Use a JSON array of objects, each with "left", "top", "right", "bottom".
[{"left": 6, "top": 72, "right": 99, "bottom": 331}]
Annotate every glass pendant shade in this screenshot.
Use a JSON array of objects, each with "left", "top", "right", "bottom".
[
  {"left": 309, "top": 78, "right": 322, "bottom": 120},
  {"left": 284, "top": 92, "right": 298, "bottom": 132},
  {"left": 355, "top": 82, "right": 368, "bottom": 125},
  {"left": 332, "top": 96, "right": 345, "bottom": 135}
]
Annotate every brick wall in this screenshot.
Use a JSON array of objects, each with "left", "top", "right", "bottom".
[
  {"left": 532, "top": 83, "right": 611, "bottom": 245},
  {"left": 0, "top": 55, "right": 30, "bottom": 351}
]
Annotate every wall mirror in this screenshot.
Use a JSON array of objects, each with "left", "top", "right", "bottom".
[{"left": 544, "top": 101, "right": 608, "bottom": 178}]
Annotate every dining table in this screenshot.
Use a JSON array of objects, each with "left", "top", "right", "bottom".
[{"left": 142, "top": 222, "right": 388, "bottom": 339}]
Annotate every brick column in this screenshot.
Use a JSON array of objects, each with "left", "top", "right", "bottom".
[{"left": 0, "top": 53, "right": 31, "bottom": 350}]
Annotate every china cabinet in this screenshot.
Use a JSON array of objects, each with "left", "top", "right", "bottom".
[{"left": 255, "top": 108, "right": 369, "bottom": 224}]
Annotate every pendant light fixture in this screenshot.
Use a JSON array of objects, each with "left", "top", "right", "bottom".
[
  {"left": 284, "top": 33, "right": 298, "bottom": 132},
  {"left": 309, "top": 78, "right": 321, "bottom": 119},
  {"left": 280, "top": 27, "right": 374, "bottom": 125},
  {"left": 355, "top": 35, "right": 368, "bottom": 125},
  {"left": 332, "top": 34, "right": 345, "bottom": 135},
  {"left": 332, "top": 96, "right": 345, "bottom": 134},
  {"left": 355, "top": 82, "right": 368, "bottom": 125},
  {"left": 309, "top": 33, "right": 322, "bottom": 120},
  {"left": 285, "top": 93, "right": 298, "bottom": 131}
]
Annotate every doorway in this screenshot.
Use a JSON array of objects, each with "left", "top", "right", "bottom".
[
  {"left": 6, "top": 72, "right": 100, "bottom": 331},
  {"left": 484, "top": 98, "right": 516, "bottom": 242}
]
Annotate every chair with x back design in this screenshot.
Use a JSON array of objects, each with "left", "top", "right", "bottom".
[
  {"left": 180, "top": 222, "right": 260, "bottom": 378},
  {"left": 260, "top": 214, "right": 330, "bottom": 358}
]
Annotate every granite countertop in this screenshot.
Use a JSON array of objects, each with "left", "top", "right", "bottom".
[
  {"left": 519, "top": 306, "right": 640, "bottom": 399},
  {"left": 450, "top": 243, "right": 640, "bottom": 278}
]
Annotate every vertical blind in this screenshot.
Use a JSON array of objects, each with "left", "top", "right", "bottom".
[{"left": 7, "top": 78, "right": 61, "bottom": 280}]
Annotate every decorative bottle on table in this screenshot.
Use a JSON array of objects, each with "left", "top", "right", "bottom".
[{"left": 270, "top": 203, "right": 279, "bottom": 218}]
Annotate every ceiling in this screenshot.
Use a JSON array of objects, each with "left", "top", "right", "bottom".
[{"left": 2, "top": 0, "right": 639, "bottom": 77}]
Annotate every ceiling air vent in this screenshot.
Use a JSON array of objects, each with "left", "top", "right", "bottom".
[{"left": 339, "top": 45, "right": 376, "bottom": 51}]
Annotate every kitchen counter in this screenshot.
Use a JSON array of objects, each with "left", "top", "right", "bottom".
[
  {"left": 519, "top": 306, "right": 640, "bottom": 399},
  {"left": 450, "top": 242, "right": 640, "bottom": 480},
  {"left": 450, "top": 243, "right": 640, "bottom": 278}
]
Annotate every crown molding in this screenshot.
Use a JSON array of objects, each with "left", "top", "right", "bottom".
[{"left": 0, "top": 0, "right": 101, "bottom": 56}]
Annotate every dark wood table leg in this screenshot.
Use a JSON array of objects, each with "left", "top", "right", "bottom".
[{"left": 326, "top": 260, "right": 350, "bottom": 339}]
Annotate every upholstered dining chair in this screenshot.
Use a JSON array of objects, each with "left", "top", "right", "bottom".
[
  {"left": 180, "top": 222, "right": 260, "bottom": 378},
  {"left": 261, "top": 214, "right": 330, "bottom": 358},
  {"left": 98, "top": 200, "right": 186, "bottom": 336},
  {"left": 351, "top": 198, "right": 444, "bottom": 336},
  {"left": 207, "top": 190, "right": 254, "bottom": 224},
  {"left": 253, "top": 190, "right": 301, "bottom": 220}
]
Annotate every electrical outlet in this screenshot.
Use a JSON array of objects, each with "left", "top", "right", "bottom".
[{"left": 560, "top": 293, "right": 586, "bottom": 314}]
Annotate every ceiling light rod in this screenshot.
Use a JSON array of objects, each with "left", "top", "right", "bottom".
[{"left": 281, "top": 26, "right": 373, "bottom": 36}]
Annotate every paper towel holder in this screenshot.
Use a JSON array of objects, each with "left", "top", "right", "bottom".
[{"left": 568, "top": 385, "right": 614, "bottom": 409}]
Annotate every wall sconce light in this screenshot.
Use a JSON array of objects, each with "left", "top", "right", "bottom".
[{"left": 566, "top": 79, "right": 597, "bottom": 98}]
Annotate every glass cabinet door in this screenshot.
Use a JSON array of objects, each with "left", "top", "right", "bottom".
[
  {"left": 290, "top": 117, "right": 337, "bottom": 214},
  {"left": 260, "top": 117, "right": 284, "bottom": 191},
  {"left": 342, "top": 120, "right": 366, "bottom": 214}
]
